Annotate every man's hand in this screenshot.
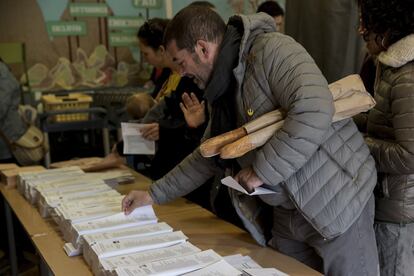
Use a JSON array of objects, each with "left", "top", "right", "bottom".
[
  {"left": 180, "top": 92, "right": 206, "bottom": 128},
  {"left": 122, "top": 190, "right": 154, "bottom": 215},
  {"left": 140, "top": 123, "right": 159, "bottom": 141},
  {"left": 234, "top": 166, "right": 264, "bottom": 193}
]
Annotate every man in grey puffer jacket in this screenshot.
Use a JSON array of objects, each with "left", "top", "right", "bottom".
[{"left": 123, "top": 7, "right": 379, "bottom": 275}]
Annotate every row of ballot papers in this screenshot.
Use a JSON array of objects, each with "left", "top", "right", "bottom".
[{"left": 16, "top": 167, "right": 289, "bottom": 276}]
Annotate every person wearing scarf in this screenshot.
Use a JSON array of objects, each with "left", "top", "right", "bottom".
[{"left": 122, "top": 6, "right": 379, "bottom": 275}]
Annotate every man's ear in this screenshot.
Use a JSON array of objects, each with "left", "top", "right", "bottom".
[
  {"left": 158, "top": 45, "right": 165, "bottom": 54},
  {"left": 195, "top": 40, "right": 209, "bottom": 61}
]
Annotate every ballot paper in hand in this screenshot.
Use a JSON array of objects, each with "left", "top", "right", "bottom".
[
  {"left": 221, "top": 176, "right": 276, "bottom": 195},
  {"left": 121, "top": 122, "right": 155, "bottom": 155}
]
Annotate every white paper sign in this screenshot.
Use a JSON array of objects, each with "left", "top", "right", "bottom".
[
  {"left": 221, "top": 176, "right": 276, "bottom": 195},
  {"left": 121, "top": 122, "right": 155, "bottom": 155}
]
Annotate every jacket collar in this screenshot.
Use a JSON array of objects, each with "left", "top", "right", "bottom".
[{"left": 378, "top": 34, "right": 414, "bottom": 67}]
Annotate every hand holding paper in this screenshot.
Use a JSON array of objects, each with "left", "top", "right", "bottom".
[
  {"left": 140, "top": 123, "right": 159, "bottom": 141},
  {"left": 122, "top": 190, "right": 154, "bottom": 215},
  {"left": 221, "top": 176, "right": 276, "bottom": 195},
  {"left": 121, "top": 122, "right": 155, "bottom": 155},
  {"left": 234, "top": 166, "right": 264, "bottom": 193}
]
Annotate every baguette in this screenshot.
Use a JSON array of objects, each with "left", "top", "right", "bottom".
[
  {"left": 220, "top": 121, "right": 283, "bottom": 159},
  {"left": 200, "top": 110, "right": 284, "bottom": 157},
  {"left": 200, "top": 127, "right": 246, "bottom": 157}
]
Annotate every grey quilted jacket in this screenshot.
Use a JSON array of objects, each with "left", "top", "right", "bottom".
[
  {"left": 150, "top": 14, "right": 377, "bottom": 244},
  {"left": 366, "top": 34, "right": 414, "bottom": 224}
]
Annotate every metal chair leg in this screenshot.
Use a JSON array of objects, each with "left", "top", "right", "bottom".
[{"left": 102, "top": 128, "right": 110, "bottom": 156}]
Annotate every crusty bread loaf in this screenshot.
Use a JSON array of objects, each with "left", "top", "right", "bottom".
[{"left": 200, "top": 127, "right": 247, "bottom": 157}]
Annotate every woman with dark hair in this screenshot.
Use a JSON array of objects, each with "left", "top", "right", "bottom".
[
  {"left": 137, "top": 18, "right": 177, "bottom": 101},
  {"left": 136, "top": 19, "right": 207, "bottom": 179},
  {"left": 358, "top": 1, "right": 414, "bottom": 275}
]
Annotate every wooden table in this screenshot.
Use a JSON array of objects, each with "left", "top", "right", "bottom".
[{"left": 1, "top": 170, "right": 321, "bottom": 276}]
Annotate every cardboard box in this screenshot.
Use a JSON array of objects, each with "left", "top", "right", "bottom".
[
  {"left": 0, "top": 163, "right": 19, "bottom": 171},
  {"left": 1, "top": 166, "right": 46, "bottom": 188}
]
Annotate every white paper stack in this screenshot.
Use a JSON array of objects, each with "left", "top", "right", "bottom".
[
  {"left": 183, "top": 259, "right": 242, "bottom": 276},
  {"left": 57, "top": 201, "right": 121, "bottom": 225},
  {"left": 224, "top": 254, "right": 262, "bottom": 271},
  {"left": 97, "top": 242, "right": 201, "bottom": 276},
  {"left": 83, "top": 222, "right": 173, "bottom": 247},
  {"left": 67, "top": 206, "right": 158, "bottom": 249},
  {"left": 85, "top": 231, "right": 188, "bottom": 271},
  {"left": 17, "top": 166, "right": 82, "bottom": 194},
  {"left": 80, "top": 222, "right": 173, "bottom": 261},
  {"left": 34, "top": 174, "right": 107, "bottom": 199},
  {"left": 18, "top": 166, "right": 85, "bottom": 202},
  {"left": 38, "top": 190, "right": 121, "bottom": 218},
  {"left": 114, "top": 249, "right": 222, "bottom": 276},
  {"left": 41, "top": 182, "right": 113, "bottom": 220}
]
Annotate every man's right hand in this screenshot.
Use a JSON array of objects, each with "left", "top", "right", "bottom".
[
  {"left": 122, "top": 190, "right": 154, "bottom": 215},
  {"left": 180, "top": 92, "right": 206, "bottom": 128}
]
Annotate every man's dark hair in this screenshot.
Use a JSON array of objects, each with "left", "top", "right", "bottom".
[
  {"left": 188, "top": 1, "right": 216, "bottom": 9},
  {"left": 358, "top": 0, "right": 414, "bottom": 46},
  {"left": 164, "top": 6, "right": 226, "bottom": 52},
  {"left": 137, "top": 18, "right": 170, "bottom": 50},
  {"left": 257, "top": 1, "right": 284, "bottom": 17}
]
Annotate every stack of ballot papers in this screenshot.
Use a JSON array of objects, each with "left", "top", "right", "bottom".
[
  {"left": 97, "top": 243, "right": 201, "bottom": 275},
  {"left": 65, "top": 206, "right": 158, "bottom": 249},
  {"left": 114, "top": 250, "right": 225, "bottom": 276},
  {"left": 84, "top": 231, "right": 188, "bottom": 273},
  {"left": 17, "top": 166, "right": 85, "bottom": 202},
  {"left": 38, "top": 190, "right": 121, "bottom": 218},
  {"left": 13, "top": 166, "right": 292, "bottom": 276}
]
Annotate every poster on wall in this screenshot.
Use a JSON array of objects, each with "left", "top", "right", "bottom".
[
  {"left": 69, "top": 3, "right": 109, "bottom": 17},
  {"left": 132, "top": 0, "right": 162, "bottom": 9},
  {"left": 109, "top": 33, "right": 138, "bottom": 47},
  {"left": 108, "top": 16, "right": 145, "bottom": 31},
  {"left": 46, "top": 21, "right": 87, "bottom": 37}
]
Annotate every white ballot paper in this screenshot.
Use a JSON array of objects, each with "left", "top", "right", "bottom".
[
  {"left": 243, "top": 268, "right": 289, "bottom": 276},
  {"left": 91, "top": 231, "right": 188, "bottom": 259},
  {"left": 182, "top": 260, "right": 242, "bottom": 275},
  {"left": 99, "top": 242, "right": 201, "bottom": 272},
  {"left": 115, "top": 249, "right": 222, "bottom": 276},
  {"left": 221, "top": 176, "right": 276, "bottom": 195},
  {"left": 70, "top": 205, "right": 158, "bottom": 246},
  {"left": 83, "top": 222, "right": 173, "bottom": 246},
  {"left": 224, "top": 254, "right": 262, "bottom": 271},
  {"left": 121, "top": 122, "right": 155, "bottom": 155},
  {"left": 58, "top": 202, "right": 121, "bottom": 224}
]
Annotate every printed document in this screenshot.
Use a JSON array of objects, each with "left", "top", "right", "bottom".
[
  {"left": 91, "top": 231, "right": 187, "bottom": 258},
  {"left": 121, "top": 122, "right": 155, "bottom": 155},
  {"left": 183, "top": 260, "right": 241, "bottom": 275},
  {"left": 99, "top": 242, "right": 201, "bottom": 271},
  {"left": 221, "top": 176, "right": 276, "bottom": 195},
  {"left": 115, "top": 249, "right": 222, "bottom": 276}
]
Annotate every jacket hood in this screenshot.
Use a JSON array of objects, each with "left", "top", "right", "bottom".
[
  {"left": 379, "top": 34, "right": 414, "bottom": 67},
  {"left": 229, "top": 13, "right": 276, "bottom": 63}
]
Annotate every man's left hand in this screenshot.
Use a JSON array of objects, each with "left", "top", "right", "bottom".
[{"left": 234, "top": 166, "right": 264, "bottom": 193}]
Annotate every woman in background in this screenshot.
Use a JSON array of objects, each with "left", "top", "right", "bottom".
[{"left": 358, "top": 0, "right": 414, "bottom": 275}]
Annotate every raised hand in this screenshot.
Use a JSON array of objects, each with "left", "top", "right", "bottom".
[{"left": 180, "top": 92, "right": 206, "bottom": 128}]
